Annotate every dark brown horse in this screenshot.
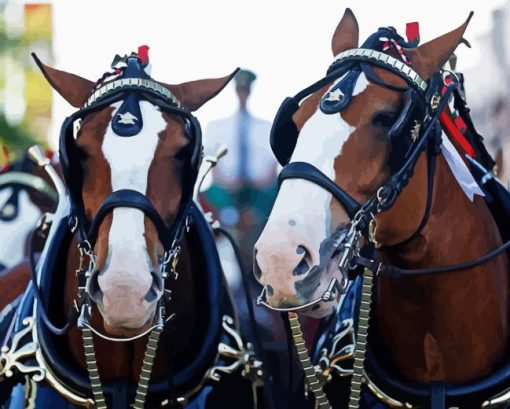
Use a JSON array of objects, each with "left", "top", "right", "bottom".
[
  {"left": 254, "top": 8, "right": 509, "bottom": 408},
  {"left": 0, "top": 51, "right": 268, "bottom": 408}
]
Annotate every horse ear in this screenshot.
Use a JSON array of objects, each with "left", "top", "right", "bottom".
[
  {"left": 160, "top": 68, "right": 239, "bottom": 112},
  {"left": 406, "top": 12, "right": 473, "bottom": 80},
  {"left": 331, "top": 8, "right": 359, "bottom": 56},
  {"left": 32, "top": 53, "right": 95, "bottom": 108}
]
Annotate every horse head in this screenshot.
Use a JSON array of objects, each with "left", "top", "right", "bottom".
[
  {"left": 36, "top": 54, "right": 236, "bottom": 336},
  {"left": 254, "top": 9, "right": 472, "bottom": 318}
]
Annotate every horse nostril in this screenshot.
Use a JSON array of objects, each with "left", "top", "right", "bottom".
[
  {"left": 293, "top": 245, "right": 312, "bottom": 276},
  {"left": 293, "top": 257, "right": 310, "bottom": 276}
]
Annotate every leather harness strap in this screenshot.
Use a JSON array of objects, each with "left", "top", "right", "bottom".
[
  {"left": 430, "top": 382, "right": 447, "bottom": 409},
  {"left": 352, "top": 237, "right": 510, "bottom": 279}
]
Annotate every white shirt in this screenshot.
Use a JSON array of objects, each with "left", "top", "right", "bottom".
[{"left": 204, "top": 110, "right": 277, "bottom": 188}]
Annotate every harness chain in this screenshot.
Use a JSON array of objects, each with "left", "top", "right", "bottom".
[
  {"left": 81, "top": 325, "right": 162, "bottom": 408},
  {"left": 133, "top": 324, "right": 163, "bottom": 409},
  {"left": 81, "top": 327, "right": 107, "bottom": 409},
  {"left": 78, "top": 245, "right": 170, "bottom": 408},
  {"left": 347, "top": 268, "right": 374, "bottom": 408},
  {"left": 288, "top": 312, "right": 332, "bottom": 409}
]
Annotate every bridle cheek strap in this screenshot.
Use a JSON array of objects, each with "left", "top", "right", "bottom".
[{"left": 86, "top": 189, "right": 176, "bottom": 251}]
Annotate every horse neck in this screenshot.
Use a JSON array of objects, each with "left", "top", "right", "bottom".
[
  {"left": 64, "top": 235, "right": 198, "bottom": 381},
  {"left": 375, "top": 152, "right": 509, "bottom": 383}
]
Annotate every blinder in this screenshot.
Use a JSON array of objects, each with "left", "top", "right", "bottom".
[
  {"left": 59, "top": 56, "right": 202, "bottom": 251},
  {"left": 270, "top": 63, "right": 424, "bottom": 168},
  {"left": 269, "top": 97, "right": 300, "bottom": 166}
]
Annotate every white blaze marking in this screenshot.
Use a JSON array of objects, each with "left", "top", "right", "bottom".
[
  {"left": 99, "top": 100, "right": 166, "bottom": 322},
  {"left": 268, "top": 73, "right": 369, "bottom": 241},
  {"left": 0, "top": 189, "right": 41, "bottom": 269}
]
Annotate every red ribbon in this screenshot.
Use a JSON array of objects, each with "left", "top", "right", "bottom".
[
  {"left": 406, "top": 22, "right": 420, "bottom": 46},
  {"left": 138, "top": 45, "right": 150, "bottom": 63},
  {"left": 439, "top": 111, "right": 476, "bottom": 158}
]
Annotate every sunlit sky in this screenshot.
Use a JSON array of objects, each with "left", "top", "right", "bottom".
[{"left": 43, "top": 0, "right": 508, "bottom": 147}]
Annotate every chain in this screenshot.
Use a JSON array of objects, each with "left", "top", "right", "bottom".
[
  {"left": 81, "top": 327, "right": 107, "bottom": 409},
  {"left": 288, "top": 312, "right": 332, "bottom": 409},
  {"left": 81, "top": 310, "right": 164, "bottom": 408},
  {"left": 133, "top": 311, "right": 164, "bottom": 409},
  {"left": 347, "top": 268, "right": 374, "bottom": 408},
  {"left": 78, "top": 239, "right": 175, "bottom": 408}
]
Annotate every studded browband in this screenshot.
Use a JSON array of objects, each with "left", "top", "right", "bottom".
[
  {"left": 83, "top": 77, "right": 182, "bottom": 108},
  {"left": 330, "top": 48, "right": 428, "bottom": 92}
]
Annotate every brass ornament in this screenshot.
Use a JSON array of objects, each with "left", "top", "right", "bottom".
[
  {"left": 326, "top": 89, "right": 344, "bottom": 102},
  {"left": 318, "top": 318, "right": 355, "bottom": 379},
  {"left": 207, "top": 315, "right": 264, "bottom": 387},
  {"left": 430, "top": 92, "right": 441, "bottom": 111},
  {"left": 0, "top": 317, "right": 45, "bottom": 382},
  {"left": 410, "top": 120, "right": 421, "bottom": 143}
]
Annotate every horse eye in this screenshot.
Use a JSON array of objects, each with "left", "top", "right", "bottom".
[{"left": 372, "top": 112, "right": 397, "bottom": 128}]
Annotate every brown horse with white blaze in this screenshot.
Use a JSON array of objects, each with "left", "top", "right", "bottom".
[
  {"left": 254, "top": 8, "right": 509, "bottom": 390},
  {"left": 37, "top": 60, "right": 231, "bottom": 335},
  {"left": 0, "top": 52, "right": 269, "bottom": 408}
]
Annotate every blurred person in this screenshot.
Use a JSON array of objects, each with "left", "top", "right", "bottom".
[
  {"left": 204, "top": 69, "right": 277, "bottom": 267},
  {"left": 203, "top": 71, "right": 291, "bottom": 408}
]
